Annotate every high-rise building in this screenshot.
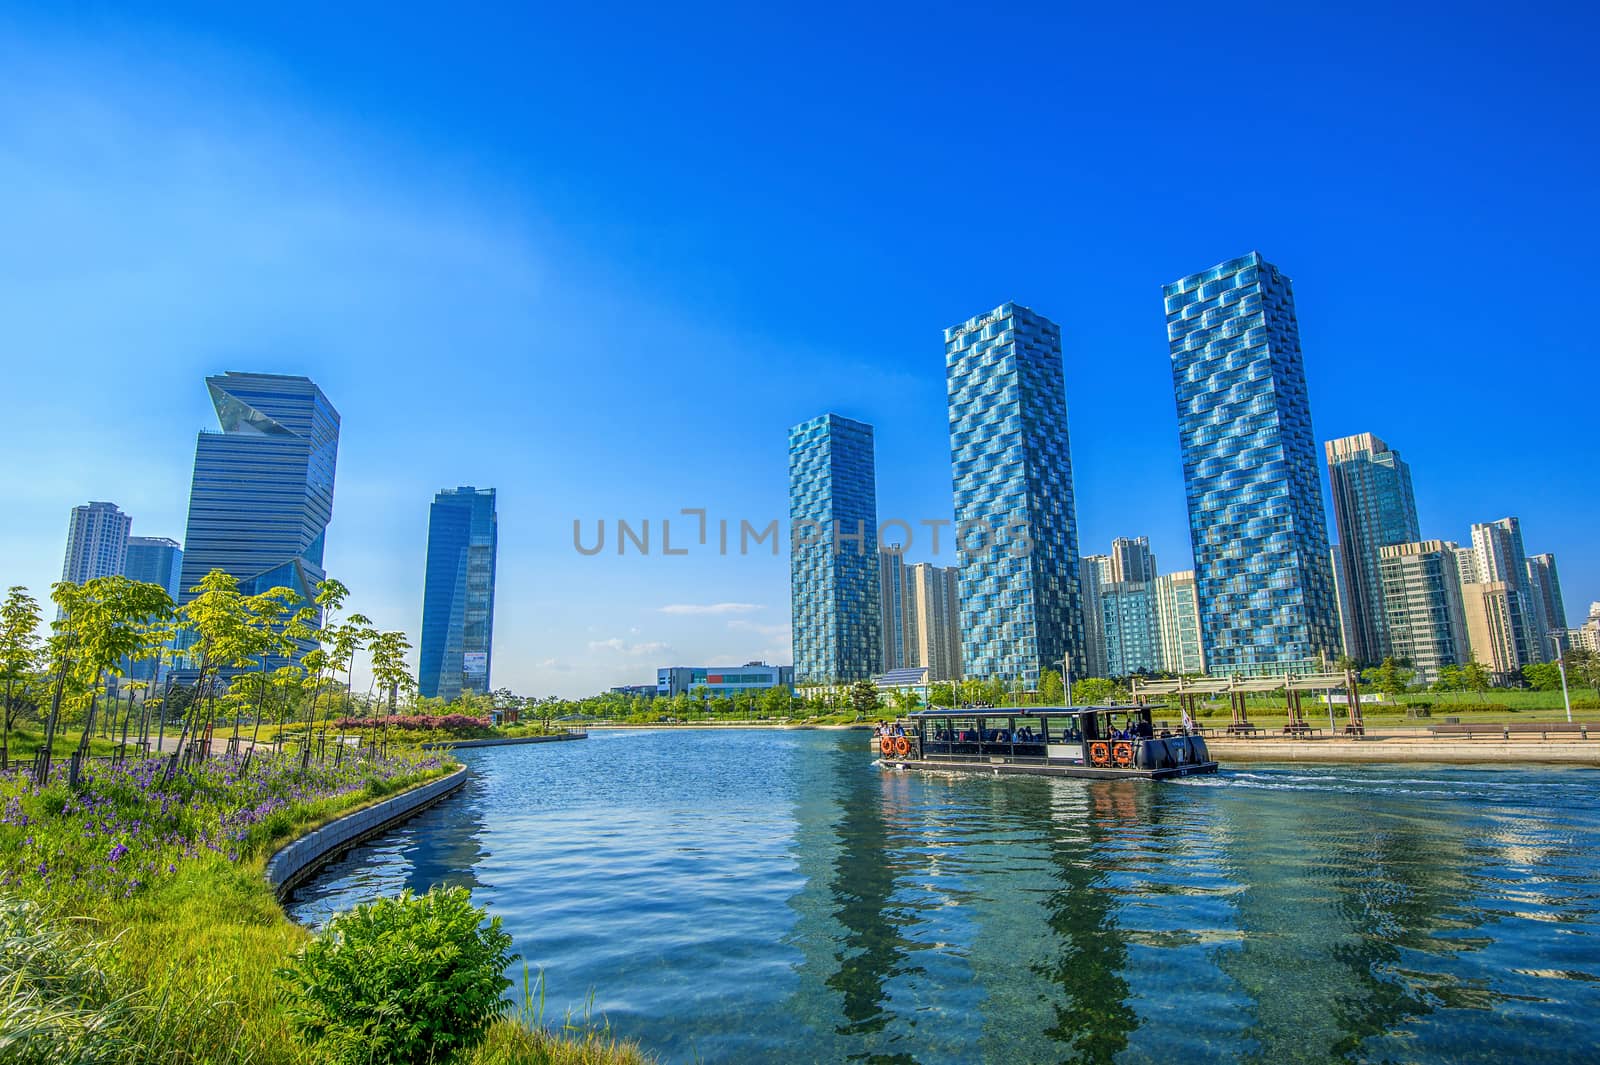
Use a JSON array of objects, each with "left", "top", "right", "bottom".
[
  {"left": 1525, "top": 553, "right": 1567, "bottom": 638},
  {"left": 1378, "top": 540, "right": 1469, "bottom": 685},
  {"left": 1459, "top": 580, "right": 1526, "bottom": 684},
  {"left": 1567, "top": 603, "right": 1600, "bottom": 654},
  {"left": 878, "top": 547, "right": 910, "bottom": 672},
  {"left": 789, "top": 414, "right": 881, "bottom": 684},
  {"left": 178, "top": 373, "right": 339, "bottom": 618},
  {"left": 1153, "top": 570, "right": 1205, "bottom": 675},
  {"left": 1109, "top": 536, "right": 1156, "bottom": 583},
  {"left": 1326, "top": 433, "right": 1420, "bottom": 665},
  {"left": 1468, "top": 518, "right": 1545, "bottom": 665},
  {"left": 123, "top": 537, "right": 183, "bottom": 598},
  {"left": 1165, "top": 252, "right": 1340, "bottom": 676},
  {"left": 419, "top": 486, "right": 498, "bottom": 702},
  {"left": 906, "top": 562, "right": 963, "bottom": 682},
  {"left": 1101, "top": 581, "right": 1159, "bottom": 677},
  {"left": 1080, "top": 554, "right": 1113, "bottom": 678},
  {"left": 946, "top": 302, "right": 1085, "bottom": 686},
  {"left": 1330, "top": 545, "right": 1353, "bottom": 658},
  {"left": 61, "top": 502, "right": 131, "bottom": 586}
]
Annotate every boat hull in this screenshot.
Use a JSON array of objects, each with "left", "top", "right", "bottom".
[{"left": 879, "top": 757, "right": 1220, "bottom": 780}]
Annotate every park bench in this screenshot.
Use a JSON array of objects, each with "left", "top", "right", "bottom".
[{"left": 1428, "top": 722, "right": 1590, "bottom": 740}]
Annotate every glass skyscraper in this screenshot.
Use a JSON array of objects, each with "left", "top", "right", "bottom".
[
  {"left": 61, "top": 501, "right": 131, "bottom": 585},
  {"left": 946, "top": 303, "right": 1084, "bottom": 686},
  {"left": 1165, "top": 253, "right": 1340, "bottom": 676},
  {"left": 419, "top": 486, "right": 498, "bottom": 701},
  {"left": 1326, "top": 433, "right": 1420, "bottom": 665},
  {"left": 178, "top": 372, "right": 340, "bottom": 619},
  {"left": 121, "top": 537, "right": 183, "bottom": 683},
  {"left": 789, "top": 413, "right": 881, "bottom": 685}
]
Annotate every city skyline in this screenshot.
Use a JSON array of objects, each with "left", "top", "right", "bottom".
[{"left": 3, "top": 8, "right": 1596, "bottom": 697}]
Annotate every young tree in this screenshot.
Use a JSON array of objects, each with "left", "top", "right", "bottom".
[
  {"left": 849, "top": 679, "right": 880, "bottom": 718},
  {"left": 1433, "top": 664, "right": 1463, "bottom": 693},
  {"left": 1072, "top": 676, "right": 1119, "bottom": 705},
  {"left": 1372, "top": 657, "right": 1414, "bottom": 699},
  {"left": 1460, "top": 656, "right": 1492, "bottom": 700},
  {"left": 165, "top": 570, "right": 265, "bottom": 780},
  {"left": 1037, "top": 669, "right": 1065, "bottom": 705},
  {"left": 759, "top": 683, "right": 792, "bottom": 719},
  {"left": 928, "top": 682, "right": 955, "bottom": 708},
  {"left": 890, "top": 688, "right": 923, "bottom": 712},
  {"left": 0, "top": 587, "right": 44, "bottom": 766},
  {"left": 1521, "top": 661, "right": 1564, "bottom": 692}
]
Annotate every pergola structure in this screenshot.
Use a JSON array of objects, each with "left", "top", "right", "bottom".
[{"left": 1131, "top": 669, "right": 1366, "bottom": 735}]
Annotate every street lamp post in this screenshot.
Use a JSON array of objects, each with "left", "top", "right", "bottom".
[
  {"left": 1552, "top": 633, "right": 1573, "bottom": 724},
  {"left": 1061, "top": 652, "right": 1073, "bottom": 708}
]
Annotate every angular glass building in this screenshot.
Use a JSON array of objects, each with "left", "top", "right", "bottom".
[
  {"left": 1165, "top": 253, "right": 1340, "bottom": 676},
  {"left": 419, "top": 486, "right": 498, "bottom": 701},
  {"left": 946, "top": 303, "right": 1084, "bottom": 686},
  {"left": 124, "top": 536, "right": 183, "bottom": 597},
  {"left": 789, "top": 414, "right": 881, "bottom": 685},
  {"left": 178, "top": 372, "right": 339, "bottom": 626},
  {"left": 1326, "top": 433, "right": 1420, "bottom": 665}
]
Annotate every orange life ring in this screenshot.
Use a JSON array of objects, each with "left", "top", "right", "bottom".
[
  {"left": 894, "top": 736, "right": 910, "bottom": 757},
  {"left": 1089, "top": 741, "right": 1110, "bottom": 766},
  {"left": 879, "top": 736, "right": 893, "bottom": 755},
  {"left": 1113, "top": 742, "right": 1134, "bottom": 767}
]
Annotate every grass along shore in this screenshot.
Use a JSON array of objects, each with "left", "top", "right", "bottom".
[{"left": 0, "top": 747, "right": 647, "bottom": 1064}]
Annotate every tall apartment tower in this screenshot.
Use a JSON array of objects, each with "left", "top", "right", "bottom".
[
  {"left": 1326, "top": 433, "right": 1420, "bottom": 665},
  {"left": 1080, "top": 554, "right": 1113, "bottom": 678},
  {"left": 178, "top": 373, "right": 339, "bottom": 613},
  {"left": 1468, "top": 518, "right": 1545, "bottom": 665},
  {"left": 1378, "top": 540, "right": 1469, "bottom": 685},
  {"left": 946, "top": 302, "right": 1085, "bottom": 686},
  {"left": 906, "top": 562, "right": 963, "bottom": 682},
  {"left": 61, "top": 502, "right": 132, "bottom": 586},
  {"left": 124, "top": 537, "right": 183, "bottom": 598},
  {"left": 1153, "top": 570, "right": 1205, "bottom": 675},
  {"left": 1525, "top": 553, "right": 1567, "bottom": 637},
  {"left": 1165, "top": 252, "right": 1340, "bottom": 676},
  {"left": 419, "top": 487, "right": 499, "bottom": 702},
  {"left": 1101, "top": 581, "right": 1159, "bottom": 677},
  {"left": 1109, "top": 536, "right": 1156, "bottom": 583},
  {"left": 878, "top": 547, "right": 910, "bottom": 672},
  {"left": 789, "top": 414, "right": 881, "bottom": 684}
]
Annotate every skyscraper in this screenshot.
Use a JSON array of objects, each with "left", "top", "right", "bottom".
[
  {"left": 1468, "top": 517, "right": 1545, "bottom": 665},
  {"left": 906, "top": 562, "right": 963, "bottom": 682},
  {"left": 1153, "top": 570, "right": 1205, "bottom": 675},
  {"left": 419, "top": 486, "right": 498, "bottom": 702},
  {"left": 1164, "top": 252, "right": 1340, "bottom": 676},
  {"left": 1101, "top": 581, "right": 1159, "bottom": 677},
  {"left": 1326, "top": 433, "right": 1420, "bottom": 665},
  {"left": 878, "top": 547, "right": 909, "bottom": 672},
  {"left": 946, "top": 302, "right": 1085, "bottom": 686},
  {"left": 1109, "top": 536, "right": 1156, "bottom": 583},
  {"left": 61, "top": 502, "right": 131, "bottom": 585},
  {"left": 789, "top": 414, "right": 881, "bottom": 684},
  {"left": 178, "top": 373, "right": 339, "bottom": 613},
  {"left": 123, "top": 537, "right": 183, "bottom": 598},
  {"left": 1525, "top": 553, "right": 1567, "bottom": 637},
  {"left": 1378, "top": 540, "right": 1469, "bottom": 685},
  {"left": 1080, "top": 554, "right": 1113, "bottom": 678}
]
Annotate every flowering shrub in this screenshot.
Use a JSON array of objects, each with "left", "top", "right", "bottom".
[
  {"left": 0, "top": 750, "right": 444, "bottom": 903},
  {"left": 331, "top": 714, "right": 491, "bottom": 735}
]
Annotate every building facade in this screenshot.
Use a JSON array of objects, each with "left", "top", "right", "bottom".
[
  {"left": 1378, "top": 540, "right": 1469, "bottom": 685},
  {"left": 657, "top": 662, "right": 794, "bottom": 698},
  {"left": 878, "top": 547, "right": 911, "bottom": 672},
  {"left": 946, "top": 302, "right": 1085, "bottom": 686},
  {"left": 1080, "top": 554, "right": 1113, "bottom": 678},
  {"left": 1468, "top": 518, "right": 1545, "bottom": 665},
  {"left": 1153, "top": 570, "right": 1205, "bottom": 675},
  {"left": 123, "top": 536, "right": 183, "bottom": 597},
  {"left": 61, "top": 502, "right": 131, "bottom": 586},
  {"left": 1459, "top": 580, "right": 1526, "bottom": 684},
  {"left": 1101, "top": 581, "right": 1159, "bottom": 677},
  {"left": 1525, "top": 553, "right": 1567, "bottom": 639},
  {"left": 906, "top": 562, "right": 963, "bottom": 682},
  {"left": 419, "top": 486, "right": 498, "bottom": 701},
  {"left": 789, "top": 414, "right": 881, "bottom": 684},
  {"left": 1109, "top": 536, "right": 1156, "bottom": 583},
  {"left": 178, "top": 373, "right": 339, "bottom": 617},
  {"left": 1165, "top": 252, "right": 1340, "bottom": 676},
  {"left": 1326, "top": 433, "right": 1420, "bottom": 665}
]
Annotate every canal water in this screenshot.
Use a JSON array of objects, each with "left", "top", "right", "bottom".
[{"left": 287, "top": 729, "right": 1600, "bottom": 1064}]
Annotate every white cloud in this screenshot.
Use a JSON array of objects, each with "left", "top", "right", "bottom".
[
  {"left": 728, "top": 618, "right": 791, "bottom": 638},
  {"left": 657, "top": 602, "right": 762, "bottom": 616},
  {"left": 588, "top": 638, "right": 671, "bottom": 656}
]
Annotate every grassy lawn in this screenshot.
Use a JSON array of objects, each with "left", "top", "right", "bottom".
[{"left": 0, "top": 749, "right": 648, "bottom": 1063}]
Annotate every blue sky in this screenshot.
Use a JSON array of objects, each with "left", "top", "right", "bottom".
[{"left": 2, "top": 3, "right": 1595, "bottom": 697}]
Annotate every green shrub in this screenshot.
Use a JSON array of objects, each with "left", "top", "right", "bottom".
[{"left": 278, "top": 886, "right": 516, "bottom": 1065}]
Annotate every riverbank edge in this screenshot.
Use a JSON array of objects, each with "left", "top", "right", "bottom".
[
  {"left": 1208, "top": 739, "right": 1600, "bottom": 765},
  {"left": 264, "top": 763, "right": 470, "bottom": 899},
  {"left": 424, "top": 731, "right": 589, "bottom": 749}
]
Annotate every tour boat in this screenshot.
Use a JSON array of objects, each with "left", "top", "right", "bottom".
[{"left": 872, "top": 705, "right": 1218, "bottom": 780}]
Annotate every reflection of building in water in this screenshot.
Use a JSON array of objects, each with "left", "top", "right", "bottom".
[{"left": 1215, "top": 790, "right": 1478, "bottom": 1060}]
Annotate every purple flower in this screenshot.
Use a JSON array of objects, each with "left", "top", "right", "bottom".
[{"left": 108, "top": 843, "right": 129, "bottom": 863}]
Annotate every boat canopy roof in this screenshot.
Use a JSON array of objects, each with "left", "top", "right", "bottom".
[{"left": 906, "top": 705, "right": 1154, "bottom": 720}]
